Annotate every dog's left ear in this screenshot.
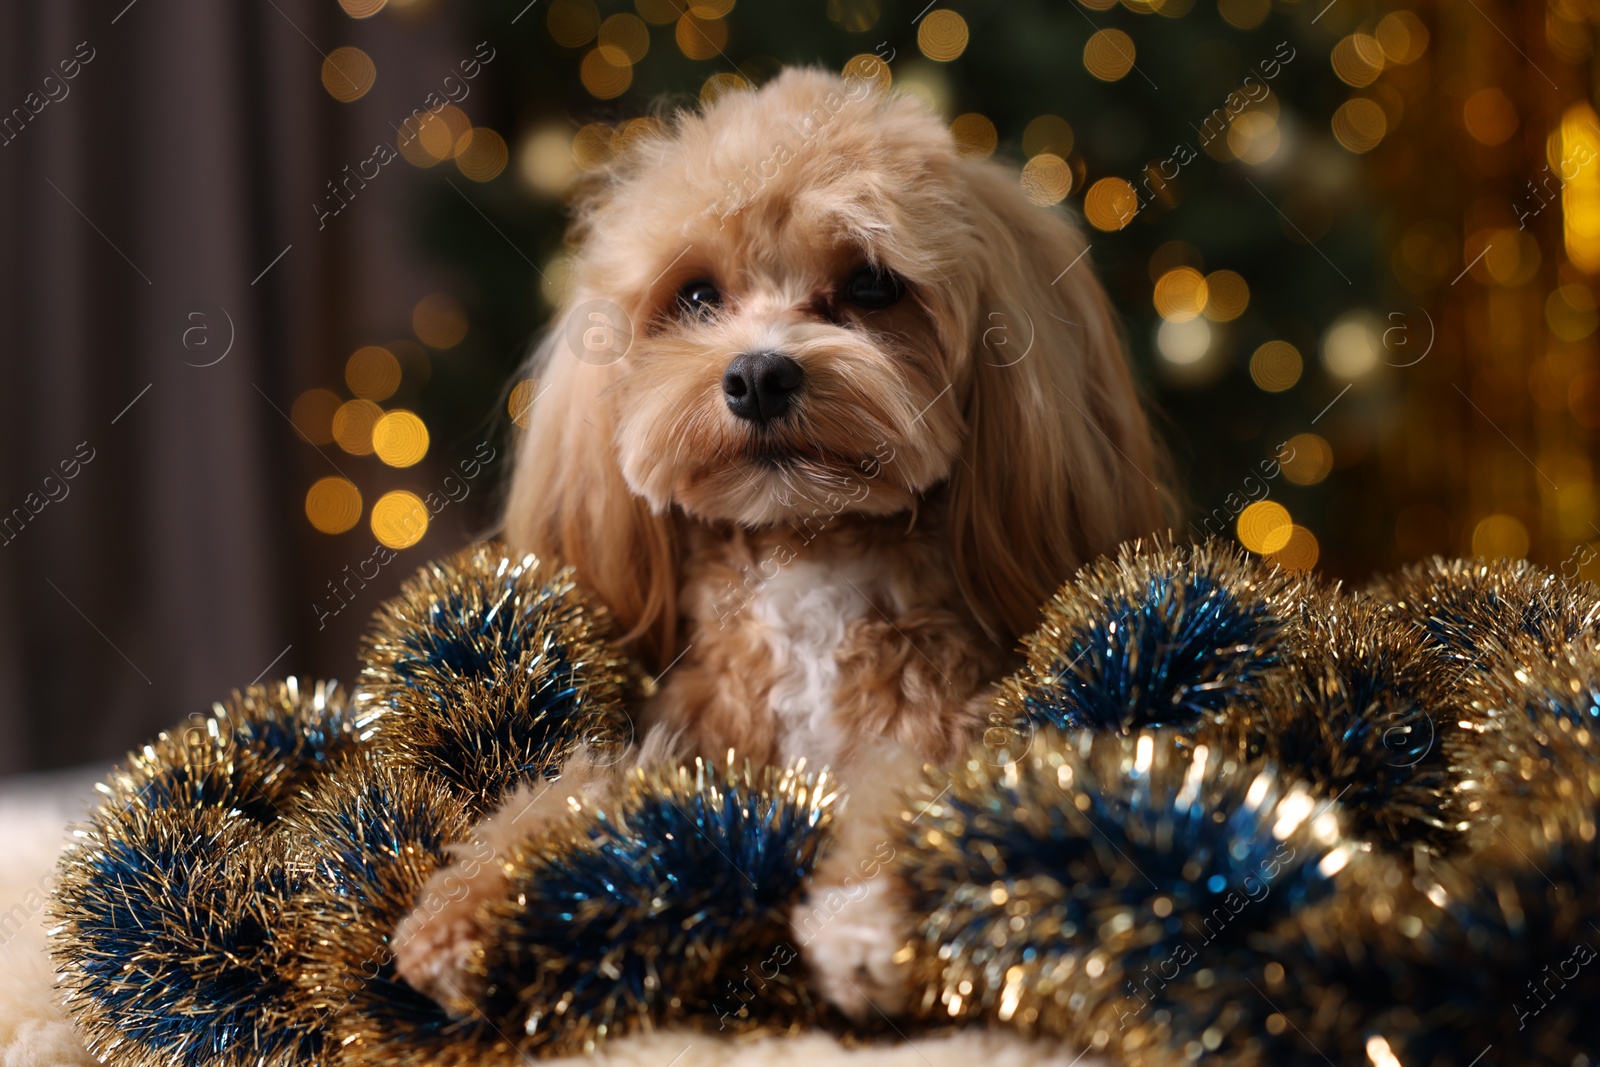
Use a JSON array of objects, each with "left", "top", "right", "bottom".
[{"left": 943, "top": 157, "right": 1171, "bottom": 643}]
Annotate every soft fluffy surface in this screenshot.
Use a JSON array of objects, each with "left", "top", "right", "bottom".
[{"left": 0, "top": 770, "right": 1101, "bottom": 1067}]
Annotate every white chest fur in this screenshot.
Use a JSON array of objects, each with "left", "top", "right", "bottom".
[{"left": 747, "top": 554, "right": 886, "bottom": 770}]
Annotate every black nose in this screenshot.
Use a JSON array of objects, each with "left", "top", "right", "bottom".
[{"left": 722, "top": 351, "right": 804, "bottom": 424}]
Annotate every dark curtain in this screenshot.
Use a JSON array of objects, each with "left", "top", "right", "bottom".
[{"left": 0, "top": 0, "right": 479, "bottom": 772}]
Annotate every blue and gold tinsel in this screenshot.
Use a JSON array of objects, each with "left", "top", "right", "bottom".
[{"left": 46, "top": 541, "right": 1600, "bottom": 1066}]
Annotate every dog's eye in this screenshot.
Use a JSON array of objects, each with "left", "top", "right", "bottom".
[
  {"left": 843, "top": 267, "right": 904, "bottom": 309},
  {"left": 677, "top": 280, "right": 722, "bottom": 320}
]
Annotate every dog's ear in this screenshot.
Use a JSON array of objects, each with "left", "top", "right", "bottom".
[
  {"left": 502, "top": 301, "right": 680, "bottom": 671},
  {"left": 944, "top": 158, "right": 1171, "bottom": 643}
]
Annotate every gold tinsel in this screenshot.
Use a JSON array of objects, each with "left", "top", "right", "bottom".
[
  {"left": 357, "top": 543, "right": 634, "bottom": 815},
  {"left": 470, "top": 757, "right": 840, "bottom": 1057}
]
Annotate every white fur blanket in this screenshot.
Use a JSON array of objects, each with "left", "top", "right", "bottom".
[{"left": 0, "top": 770, "right": 1101, "bottom": 1067}]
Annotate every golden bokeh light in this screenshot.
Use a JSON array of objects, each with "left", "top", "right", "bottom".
[
  {"left": 1021, "top": 153, "right": 1072, "bottom": 206},
  {"left": 581, "top": 48, "right": 633, "bottom": 99},
  {"left": 1376, "top": 10, "right": 1428, "bottom": 64},
  {"left": 518, "top": 125, "right": 576, "bottom": 195},
  {"left": 1268, "top": 526, "right": 1320, "bottom": 570},
  {"left": 456, "top": 127, "right": 509, "bottom": 182},
  {"left": 549, "top": 0, "right": 601, "bottom": 47},
  {"left": 689, "top": 0, "right": 734, "bottom": 16},
  {"left": 1249, "top": 341, "right": 1302, "bottom": 393},
  {"left": 305, "top": 477, "right": 363, "bottom": 535},
  {"left": 635, "top": 0, "right": 683, "bottom": 25},
  {"left": 1153, "top": 267, "right": 1209, "bottom": 322},
  {"left": 1203, "top": 270, "right": 1249, "bottom": 321},
  {"left": 1463, "top": 87, "right": 1518, "bottom": 146},
  {"left": 321, "top": 47, "right": 376, "bottom": 103},
  {"left": 1547, "top": 285, "right": 1599, "bottom": 341},
  {"left": 1561, "top": 103, "right": 1600, "bottom": 273},
  {"left": 1471, "top": 514, "right": 1530, "bottom": 560},
  {"left": 332, "top": 398, "right": 383, "bottom": 456},
  {"left": 571, "top": 123, "right": 617, "bottom": 170},
  {"left": 372, "top": 409, "right": 430, "bottom": 468},
  {"left": 338, "top": 0, "right": 387, "bottom": 16},
  {"left": 345, "top": 346, "right": 401, "bottom": 401},
  {"left": 1281, "top": 433, "right": 1334, "bottom": 486},
  {"left": 1023, "top": 115, "right": 1074, "bottom": 159},
  {"left": 598, "top": 13, "right": 651, "bottom": 64},
  {"left": 1083, "top": 29, "right": 1136, "bottom": 82},
  {"left": 1238, "top": 500, "right": 1293, "bottom": 554},
  {"left": 371, "top": 490, "right": 429, "bottom": 550},
  {"left": 1218, "top": 0, "right": 1268, "bottom": 30},
  {"left": 1085, "top": 177, "right": 1139, "bottom": 231},
  {"left": 617, "top": 116, "right": 662, "bottom": 149},
  {"left": 676, "top": 13, "right": 728, "bottom": 60},
  {"left": 843, "top": 53, "right": 892, "bottom": 92},
  {"left": 917, "top": 10, "right": 969, "bottom": 62},
  {"left": 1332, "top": 97, "right": 1388, "bottom": 153},
  {"left": 397, "top": 105, "right": 470, "bottom": 166},
  {"left": 509, "top": 378, "right": 541, "bottom": 429},
  {"left": 413, "top": 293, "right": 468, "bottom": 349},
  {"left": 701, "top": 72, "right": 750, "bottom": 105},
  {"left": 1331, "top": 33, "right": 1384, "bottom": 88},
  {"left": 290, "top": 388, "right": 342, "bottom": 445},
  {"left": 951, "top": 113, "right": 997, "bottom": 157},
  {"left": 1227, "top": 110, "right": 1281, "bottom": 165}
]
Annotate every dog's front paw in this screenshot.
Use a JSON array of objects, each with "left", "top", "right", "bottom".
[
  {"left": 795, "top": 874, "right": 912, "bottom": 1022},
  {"left": 391, "top": 857, "right": 506, "bottom": 1017}
]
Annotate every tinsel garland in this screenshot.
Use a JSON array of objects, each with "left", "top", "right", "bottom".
[
  {"left": 472, "top": 758, "right": 839, "bottom": 1057},
  {"left": 358, "top": 543, "right": 633, "bottom": 814},
  {"left": 46, "top": 542, "right": 1600, "bottom": 1067}
]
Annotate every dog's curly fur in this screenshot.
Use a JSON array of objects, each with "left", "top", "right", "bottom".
[{"left": 394, "top": 67, "right": 1168, "bottom": 1021}]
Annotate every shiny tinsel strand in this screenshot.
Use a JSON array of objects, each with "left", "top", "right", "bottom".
[
  {"left": 103, "top": 677, "right": 355, "bottom": 823},
  {"left": 50, "top": 805, "right": 316, "bottom": 1067},
  {"left": 1270, "top": 798, "right": 1600, "bottom": 1067},
  {"left": 472, "top": 758, "right": 838, "bottom": 1056},
  {"left": 358, "top": 543, "right": 633, "bottom": 814},
  {"left": 992, "top": 539, "right": 1314, "bottom": 739},
  {"left": 1369, "top": 556, "right": 1600, "bottom": 672},
  {"left": 279, "top": 756, "right": 518, "bottom": 1067},
  {"left": 897, "top": 729, "right": 1356, "bottom": 1064},
  {"left": 1208, "top": 592, "right": 1473, "bottom": 854}
]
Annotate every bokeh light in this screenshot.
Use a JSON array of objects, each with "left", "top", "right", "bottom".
[
  {"left": 1083, "top": 29, "right": 1136, "bottom": 82},
  {"left": 1238, "top": 500, "right": 1293, "bottom": 554},
  {"left": 676, "top": 13, "right": 728, "bottom": 60},
  {"left": 332, "top": 399, "right": 383, "bottom": 456},
  {"left": 519, "top": 125, "right": 577, "bottom": 195},
  {"left": 1203, "top": 270, "right": 1249, "bottom": 321},
  {"left": 843, "top": 53, "right": 892, "bottom": 91},
  {"left": 1332, "top": 98, "right": 1388, "bottom": 153},
  {"left": 1471, "top": 514, "right": 1530, "bottom": 560},
  {"left": 1249, "top": 341, "right": 1302, "bottom": 392},
  {"left": 917, "top": 10, "right": 969, "bottom": 63},
  {"left": 1021, "top": 154, "right": 1072, "bottom": 206},
  {"left": 581, "top": 48, "right": 633, "bottom": 98},
  {"left": 321, "top": 47, "right": 376, "bottom": 103},
  {"left": 1281, "top": 433, "right": 1334, "bottom": 486},
  {"left": 456, "top": 127, "right": 509, "bottom": 182},
  {"left": 338, "top": 0, "right": 387, "bottom": 15},
  {"left": 598, "top": 13, "right": 650, "bottom": 64},
  {"left": 951, "top": 113, "right": 997, "bottom": 157},
  {"left": 689, "top": 0, "right": 734, "bottom": 16},
  {"left": 826, "top": 0, "right": 881, "bottom": 32},
  {"left": 1376, "top": 10, "right": 1428, "bottom": 64},
  {"left": 1023, "top": 115, "right": 1074, "bottom": 159},
  {"left": 509, "top": 378, "right": 540, "bottom": 429},
  {"left": 635, "top": 0, "right": 681, "bottom": 24},
  {"left": 371, "top": 490, "right": 429, "bottom": 550},
  {"left": 290, "top": 388, "right": 342, "bottom": 445},
  {"left": 305, "top": 477, "right": 363, "bottom": 535},
  {"left": 372, "top": 410, "right": 430, "bottom": 468},
  {"left": 1218, "top": 0, "right": 1268, "bottom": 30},
  {"left": 1153, "top": 267, "right": 1209, "bottom": 322},
  {"left": 1322, "top": 312, "right": 1383, "bottom": 378},
  {"left": 1331, "top": 34, "right": 1384, "bottom": 88},
  {"left": 549, "top": 0, "right": 601, "bottom": 47},
  {"left": 1085, "top": 177, "right": 1139, "bottom": 231},
  {"left": 1463, "top": 88, "right": 1519, "bottom": 146},
  {"left": 1268, "top": 526, "right": 1320, "bottom": 570},
  {"left": 413, "top": 293, "right": 468, "bottom": 349},
  {"left": 1156, "top": 317, "right": 1211, "bottom": 365},
  {"left": 345, "top": 346, "right": 401, "bottom": 401},
  {"left": 701, "top": 72, "right": 750, "bottom": 105}
]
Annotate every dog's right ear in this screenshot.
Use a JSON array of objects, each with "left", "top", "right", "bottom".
[{"left": 501, "top": 299, "right": 680, "bottom": 672}]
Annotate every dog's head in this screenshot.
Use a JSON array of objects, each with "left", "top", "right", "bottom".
[{"left": 505, "top": 68, "right": 1168, "bottom": 667}]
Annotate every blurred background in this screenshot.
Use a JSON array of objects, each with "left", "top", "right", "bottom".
[{"left": 0, "top": 0, "right": 1589, "bottom": 773}]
